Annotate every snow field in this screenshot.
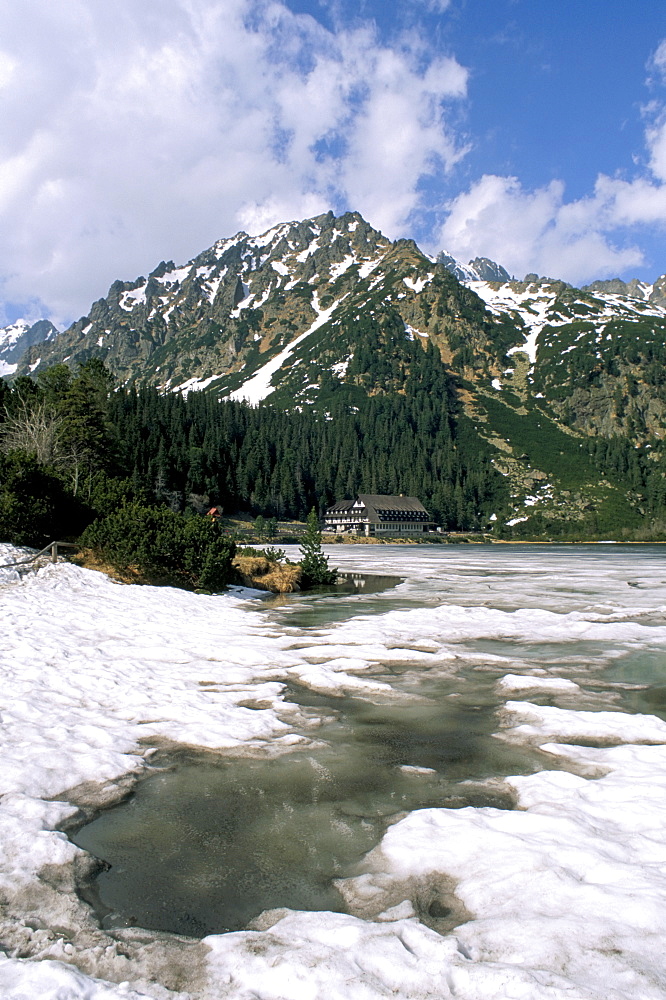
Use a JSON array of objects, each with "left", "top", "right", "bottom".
[
  {"left": 1, "top": 546, "right": 666, "bottom": 997},
  {"left": 337, "top": 741, "right": 666, "bottom": 998}
]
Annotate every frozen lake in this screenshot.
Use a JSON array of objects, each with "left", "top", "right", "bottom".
[{"left": 2, "top": 543, "right": 666, "bottom": 998}]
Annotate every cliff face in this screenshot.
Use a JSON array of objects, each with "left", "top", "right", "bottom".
[{"left": 15, "top": 212, "right": 519, "bottom": 401}]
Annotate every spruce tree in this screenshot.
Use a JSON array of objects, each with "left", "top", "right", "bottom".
[{"left": 299, "top": 508, "right": 337, "bottom": 588}]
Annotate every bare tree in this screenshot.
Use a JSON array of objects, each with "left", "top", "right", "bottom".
[
  {"left": 0, "top": 400, "right": 65, "bottom": 465},
  {"left": 188, "top": 493, "right": 211, "bottom": 514}
]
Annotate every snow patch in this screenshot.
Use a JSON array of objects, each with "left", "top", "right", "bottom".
[
  {"left": 228, "top": 293, "right": 346, "bottom": 405},
  {"left": 230, "top": 282, "right": 254, "bottom": 317},
  {"left": 404, "top": 323, "right": 428, "bottom": 340},
  {"left": 171, "top": 372, "right": 225, "bottom": 396},
  {"left": 158, "top": 264, "right": 191, "bottom": 287},
  {"left": 119, "top": 285, "right": 147, "bottom": 311},
  {"left": 403, "top": 274, "right": 433, "bottom": 294},
  {"left": 357, "top": 258, "right": 382, "bottom": 279},
  {"left": 496, "top": 674, "right": 582, "bottom": 695},
  {"left": 329, "top": 255, "right": 356, "bottom": 280},
  {"left": 249, "top": 223, "right": 292, "bottom": 249},
  {"left": 331, "top": 357, "right": 351, "bottom": 377},
  {"left": 295, "top": 238, "right": 320, "bottom": 262},
  {"left": 0, "top": 320, "right": 29, "bottom": 349},
  {"left": 501, "top": 701, "right": 666, "bottom": 745}
]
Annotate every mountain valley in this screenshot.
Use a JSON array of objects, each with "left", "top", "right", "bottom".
[{"left": 2, "top": 211, "right": 666, "bottom": 538}]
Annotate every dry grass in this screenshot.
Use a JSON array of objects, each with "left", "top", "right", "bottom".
[
  {"left": 69, "top": 549, "right": 177, "bottom": 586},
  {"left": 69, "top": 548, "right": 137, "bottom": 584},
  {"left": 233, "top": 555, "right": 302, "bottom": 593},
  {"left": 72, "top": 549, "right": 303, "bottom": 593}
]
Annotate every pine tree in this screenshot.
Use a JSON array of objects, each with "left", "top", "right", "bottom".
[{"left": 299, "top": 508, "right": 337, "bottom": 587}]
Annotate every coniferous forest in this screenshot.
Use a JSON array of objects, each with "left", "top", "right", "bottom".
[
  {"left": 2, "top": 356, "right": 666, "bottom": 559},
  {"left": 0, "top": 355, "right": 505, "bottom": 539}
]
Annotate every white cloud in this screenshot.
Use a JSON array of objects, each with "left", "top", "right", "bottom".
[
  {"left": 438, "top": 174, "right": 646, "bottom": 283},
  {"left": 412, "top": 0, "right": 451, "bottom": 11},
  {"left": 0, "top": 0, "right": 468, "bottom": 324},
  {"left": 645, "top": 112, "right": 666, "bottom": 183},
  {"left": 648, "top": 39, "right": 666, "bottom": 85},
  {"left": 437, "top": 39, "right": 666, "bottom": 284}
]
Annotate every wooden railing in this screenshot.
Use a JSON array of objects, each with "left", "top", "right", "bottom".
[{"left": 0, "top": 541, "right": 78, "bottom": 570}]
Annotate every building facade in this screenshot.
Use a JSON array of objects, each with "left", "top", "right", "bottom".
[{"left": 324, "top": 494, "right": 434, "bottom": 536}]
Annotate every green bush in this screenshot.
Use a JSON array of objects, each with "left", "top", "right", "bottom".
[
  {"left": 80, "top": 504, "right": 236, "bottom": 591},
  {"left": 0, "top": 451, "right": 90, "bottom": 547}
]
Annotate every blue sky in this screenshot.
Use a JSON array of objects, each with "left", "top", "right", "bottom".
[{"left": 1, "top": 0, "right": 665, "bottom": 327}]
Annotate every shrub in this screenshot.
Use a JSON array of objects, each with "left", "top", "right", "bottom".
[
  {"left": 0, "top": 451, "right": 90, "bottom": 547},
  {"left": 80, "top": 504, "right": 236, "bottom": 590},
  {"left": 238, "top": 545, "right": 287, "bottom": 562}
]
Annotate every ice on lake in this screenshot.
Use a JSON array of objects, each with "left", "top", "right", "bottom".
[{"left": 2, "top": 542, "right": 666, "bottom": 998}]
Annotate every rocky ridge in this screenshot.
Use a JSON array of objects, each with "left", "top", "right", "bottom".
[
  {"left": 6, "top": 210, "right": 666, "bottom": 533},
  {"left": 0, "top": 319, "right": 59, "bottom": 377}
]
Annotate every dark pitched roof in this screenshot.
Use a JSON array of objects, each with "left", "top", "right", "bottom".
[
  {"left": 325, "top": 494, "right": 431, "bottom": 522},
  {"left": 357, "top": 494, "right": 429, "bottom": 516}
]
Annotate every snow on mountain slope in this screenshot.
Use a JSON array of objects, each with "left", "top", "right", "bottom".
[
  {"left": 467, "top": 277, "right": 666, "bottom": 367},
  {"left": 227, "top": 292, "right": 348, "bottom": 404},
  {"left": 6, "top": 211, "right": 666, "bottom": 467},
  {"left": 0, "top": 319, "right": 59, "bottom": 377},
  {"left": 0, "top": 320, "right": 30, "bottom": 352},
  {"left": 0, "top": 322, "right": 29, "bottom": 377},
  {"left": 14, "top": 211, "right": 404, "bottom": 396}
]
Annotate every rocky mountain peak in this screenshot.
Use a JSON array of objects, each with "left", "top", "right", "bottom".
[
  {"left": 0, "top": 318, "right": 60, "bottom": 376},
  {"left": 467, "top": 257, "right": 511, "bottom": 282}
]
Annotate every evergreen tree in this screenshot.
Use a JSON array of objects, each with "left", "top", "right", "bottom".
[
  {"left": 266, "top": 517, "right": 278, "bottom": 539},
  {"left": 299, "top": 508, "right": 337, "bottom": 587}
]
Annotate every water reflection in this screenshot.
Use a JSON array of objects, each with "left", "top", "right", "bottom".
[{"left": 263, "top": 572, "right": 405, "bottom": 628}]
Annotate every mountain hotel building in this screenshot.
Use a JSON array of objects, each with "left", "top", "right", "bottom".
[{"left": 323, "top": 494, "right": 434, "bottom": 536}]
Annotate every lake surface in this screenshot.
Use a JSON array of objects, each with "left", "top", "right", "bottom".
[{"left": 71, "top": 544, "right": 666, "bottom": 937}]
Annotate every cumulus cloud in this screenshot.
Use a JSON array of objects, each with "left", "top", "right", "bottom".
[
  {"left": 438, "top": 37, "right": 666, "bottom": 284},
  {"left": 0, "top": 0, "right": 468, "bottom": 325},
  {"left": 438, "top": 174, "right": 646, "bottom": 283}
]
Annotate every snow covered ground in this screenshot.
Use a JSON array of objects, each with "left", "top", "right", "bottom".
[{"left": 1, "top": 542, "right": 666, "bottom": 998}]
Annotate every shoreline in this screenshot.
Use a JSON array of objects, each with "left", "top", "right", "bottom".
[
  {"left": 320, "top": 535, "right": 666, "bottom": 545},
  {"left": 2, "top": 545, "right": 666, "bottom": 999}
]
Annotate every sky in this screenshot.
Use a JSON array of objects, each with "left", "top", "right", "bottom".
[{"left": 1, "top": 0, "right": 665, "bottom": 328}]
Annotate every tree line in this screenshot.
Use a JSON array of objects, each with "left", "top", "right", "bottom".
[
  {"left": 2, "top": 356, "right": 665, "bottom": 554},
  {"left": 0, "top": 357, "right": 508, "bottom": 543}
]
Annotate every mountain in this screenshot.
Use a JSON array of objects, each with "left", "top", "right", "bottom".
[
  {"left": 467, "top": 273, "right": 666, "bottom": 438},
  {"left": 0, "top": 319, "right": 59, "bottom": 377},
  {"left": 8, "top": 210, "right": 666, "bottom": 537},
  {"left": 15, "top": 211, "right": 518, "bottom": 400},
  {"left": 436, "top": 251, "right": 511, "bottom": 283}
]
